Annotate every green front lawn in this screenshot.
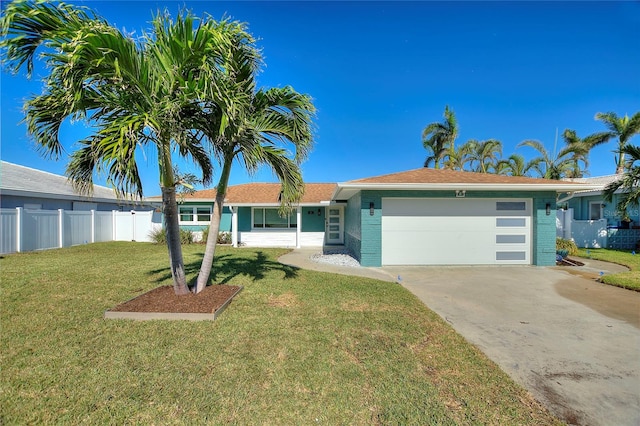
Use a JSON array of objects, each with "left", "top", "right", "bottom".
[
  {"left": 576, "top": 248, "right": 640, "bottom": 291},
  {"left": 1, "top": 242, "right": 559, "bottom": 424}
]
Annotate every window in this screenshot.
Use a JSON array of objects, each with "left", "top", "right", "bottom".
[
  {"left": 496, "top": 201, "right": 526, "bottom": 211},
  {"left": 496, "top": 218, "right": 526, "bottom": 227},
  {"left": 496, "top": 235, "right": 526, "bottom": 244},
  {"left": 496, "top": 251, "right": 527, "bottom": 261},
  {"left": 253, "top": 208, "right": 297, "bottom": 229},
  {"left": 179, "top": 206, "right": 211, "bottom": 224},
  {"left": 589, "top": 202, "right": 603, "bottom": 220}
]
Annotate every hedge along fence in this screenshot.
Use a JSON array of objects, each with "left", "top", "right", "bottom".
[{"left": 0, "top": 208, "right": 161, "bottom": 254}]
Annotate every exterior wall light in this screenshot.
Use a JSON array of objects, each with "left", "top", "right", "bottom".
[
  {"left": 369, "top": 202, "right": 375, "bottom": 216},
  {"left": 546, "top": 203, "right": 551, "bottom": 216}
]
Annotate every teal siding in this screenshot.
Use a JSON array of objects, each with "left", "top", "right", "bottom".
[
  {"left": 301, "top": 207, "right": 325, "bottom": 232},
  {"left": 238, "top": 207, "right": 252, "bottom": 232},
  {"left": 354, "top": 190, "right": 558, "bottom": 267},
  {"left": 181, "top": 225, "right": 209, "bottom": 232},
  {"left": 344, "top": 193, "right": 362, "bottom": 262},
  {"left": 220, "top": 206, "right": 232, "bottom": 231},
  {"left": 236, "top": 206, "right": 325, "bottom": 232},
  {"left": 532, "top": 196, "right": 557, "bottom": 266},
  {"left": 360, "top": 192, "right": 382, "bottom": 267}
]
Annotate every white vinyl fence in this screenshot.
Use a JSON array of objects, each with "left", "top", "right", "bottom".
[
  {"left": 556, "top": 208, "right": 607, "bottom": 248},
  {"left": 0, "top": 208, "right": 162, "bottom": 254}
]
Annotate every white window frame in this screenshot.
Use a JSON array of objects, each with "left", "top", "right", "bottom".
[
  {"left": 589, "top": 201, "right": 603, "bottom": 220},
  {"left": 179, "top": 206, "right": 212, "bottom": 225},
  {"left": 251, "top": 207, "right": 297, "bottom": 230}
]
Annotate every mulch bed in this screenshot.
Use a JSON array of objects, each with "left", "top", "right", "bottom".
[{"left": 110, "top": 285, "right": 242, "bottom": 314}]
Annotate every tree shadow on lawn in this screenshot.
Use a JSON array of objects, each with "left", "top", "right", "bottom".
[{"left": 146, "top": 250, "right": 299, "bottom": 287}]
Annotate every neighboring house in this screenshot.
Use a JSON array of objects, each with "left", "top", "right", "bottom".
[
  {"left": 159, "top": 168, "right": 593, "bottom": 266},
  {"left": 0, "top": 161, "right": 154, "bottom": 211},
  {"left": 0, "top": 161, "right": 160, "bottom": 253},
  {"left": 557, "top": 175, "right": 640, "bottom": 249},
  {"left": 558, "top": 175, "right": 635, "bottom": 227}
]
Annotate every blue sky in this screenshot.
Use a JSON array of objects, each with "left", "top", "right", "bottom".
[{"left": 1, "top": 1, "right": 639, "bottom": 196}]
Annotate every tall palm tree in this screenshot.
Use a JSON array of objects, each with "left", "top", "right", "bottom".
[
  {"left": 1, "top": 1, "right": 240, "bottom": 295},
  {"left": 464, "top": 139, "right": 503, "bottom": 173},
  {"left": 496, "top": 154, "right": 538, "bottom": 177},
  {"left": 604, "top": 144, "right": 640, "bottom": 215},
  {"left": 422, "top": 105, "right": 458, "bottom": 169},
  {"left": 193, "top": 35, "right": 315, "bottom": 293},
  {"left": 594, "top": 111, "right": 640, "bottom": 174},
  {"left": 517, "top": 139, "right": 589, "bottom": 180}
]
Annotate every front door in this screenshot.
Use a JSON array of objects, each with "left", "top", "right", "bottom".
[{"left": 325, "top": 206, "right": 344, "bottom": 244}]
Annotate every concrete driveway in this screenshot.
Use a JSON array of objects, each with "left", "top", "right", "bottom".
[{"left": 383, "top": 262, "right": 640, "bottom": 426}]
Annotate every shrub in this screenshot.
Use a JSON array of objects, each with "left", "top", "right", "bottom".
[
  {"left": 148, "top": 228, "right": 194, "bottom": 245},
  {"left": 556, "top": 237, "right": 578, "bottom": 256},
  {"left": 217, "top": 231, "right": 232, "bottom": 244},
  {"left": 201, "top": 228, "right": 232, "bottom": 244}
]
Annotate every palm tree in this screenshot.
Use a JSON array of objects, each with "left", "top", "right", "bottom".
[
  {"left": 517, "top": 139, "right": 589, "bottom": 180},
  {"left": 562, "top": 128, "right": 609, "bottom": 176},
  {"left": 464, "top": 139, "right": 503, "bottom": 173},
  {"left": 422, "top": 105, "right": 458, "bottom": 169},
  {"left": 604, "top": 144, "right": 640, "bottom": 216},
  {"left": 1, "top": 1, "right": 241, "bottom": 295},
  {"left": 594, "top": 112, "right": 640, "bottom": 174},
  {"left": 193, "top": 37, "right": 315, "bottom": 293},
  {"left": 496, "top": 154, "right": 538, "bottom": 177},
  {"left": 443, "top": 139, "right": 474, "bottom": 171}
]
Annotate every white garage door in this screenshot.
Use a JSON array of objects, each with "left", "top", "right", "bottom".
[{"left": 382, "top": 198, "right": 531, "bottom": 265}]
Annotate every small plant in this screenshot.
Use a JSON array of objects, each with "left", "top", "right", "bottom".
[
  {"left": 201, "top": 227, "right": 232, "bottom": 244},
  {"left": 148, "top": 228, "right": 194, "bottom": 245},
  {"left": 556, "top": 237, "right": 578, "bottom": 256},
  {"left": 217, "top": 231, "right": 232, "bottom": 244},
  {"left": 149, "top": 228, "right": 167, "bottom": 244},
  {"left": 180, "top": 229, "right": 194, "bottom": 244}
]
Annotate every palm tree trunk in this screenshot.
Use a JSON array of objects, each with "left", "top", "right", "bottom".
[
  {"left": 616, "top": 146, "right": 625, "bottom": 174},
  {"left": 194, "top": 158, "right": 233, "bottom": 294},
  {"left": 162, "top": 186, "right": 190, "bottom": 295}
]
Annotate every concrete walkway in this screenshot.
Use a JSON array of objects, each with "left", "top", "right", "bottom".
[{"left": 279, "top": 249, "right": 640, "bottom": 426}]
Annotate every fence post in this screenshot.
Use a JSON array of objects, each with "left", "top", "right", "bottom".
[
  {"left": 58, "top": 209, "right": 64, "bottom": 248},
  {"left": 16, "top": 207, "right": 22, "bottom": 253},
  {"left": 112, "top": 210, "right": 117, "bottom": 241},
  {"left": 91, "top": 210, "right": 96, "bottom": 243},
  {"left": 131, "top": 210, "right": 136, "bottom": 242}
]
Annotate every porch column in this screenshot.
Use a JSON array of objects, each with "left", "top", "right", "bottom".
[
  {"left": 231, "top": 206, "right": 238, "bottom": 248},
  {"left": 296, "top": 206, "right": 302, "bottom": 249}
]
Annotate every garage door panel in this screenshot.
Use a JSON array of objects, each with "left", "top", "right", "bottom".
[
  {"left": 383, "top": 216, "right": 496, "bottom": 232},
  {"left": 382, "top": 198, "right": 531, "bottom": 265}
]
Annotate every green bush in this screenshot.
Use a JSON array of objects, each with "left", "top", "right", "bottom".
[
  {"left": 148, "top": 228, "right": 194, "bottom": 245},
  {"left": 201, "top": 228, "right": 232, "bottom": 244},
  {"left": 217, "top": 231, "right": 232, "bottom": 244},
  {"left": 556, "top": 237, "right": 578, "bottom": 256}
]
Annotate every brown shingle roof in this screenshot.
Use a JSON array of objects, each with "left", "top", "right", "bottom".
[
  {"left": 175, "top": 183, "right": 336, "bottom": 204},
  {"left": 347, "top": 168, "right": 575, "bottom": 185}
]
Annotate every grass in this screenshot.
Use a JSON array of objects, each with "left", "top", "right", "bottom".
[
  {"left": 575, "top": 248, "right": 640, "bottom": 291},
  {"left": 1, "top": 242, "right": 560, "bottom": 424}
]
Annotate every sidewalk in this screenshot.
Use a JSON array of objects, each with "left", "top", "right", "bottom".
[{"left": 278, "top": 248, "right": 395, "bottom": 282}]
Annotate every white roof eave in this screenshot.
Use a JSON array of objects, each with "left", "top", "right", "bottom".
[{"left": 332, "top": 182, "right": 602, "bottom": 199}]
